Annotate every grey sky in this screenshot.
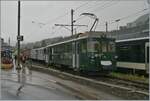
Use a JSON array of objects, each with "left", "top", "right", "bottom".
[{"left": 1, "top": 0, "right": 149, "bottom": 46}]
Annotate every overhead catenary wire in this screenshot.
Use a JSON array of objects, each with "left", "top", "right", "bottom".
[
  {"left": 44, "top": 1, "right": 95, "bottom": 26},
  {"left": 74, "top": 1, "right": 110, "bottom": 21},
  {"left": 74, "top": 1, "right": 91, "bottom": 11},
  {"left": 109, "top": 8, "right": 148, "bottom": 25},
  {"left": 34, "top": 1, "right": 118, "bottom": 30},
  {"left": 39, "top": 1, "right": 97, "bottom": 34},
  {"left": 74, "top": 0, "right": 105, "bottom": 13},
  {"left": 32, "top": 1, "right": 148, "bottom": 35},
  {"left": 96, "top": 8, "right": 148, "bottom": 28},
  {"left": 90, "top": 0, "right": 116, "bottom": 12},
  {"left": 74, "top": 0, "right": 119, "bottom": 23},
  {"left": 43, "top": 1, "right": 105, "bottom": 26},
  {"left": 73, "top": 0, "right": 120, "bottom": 32}
]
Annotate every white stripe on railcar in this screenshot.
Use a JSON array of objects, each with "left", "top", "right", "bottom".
[
  {"left": 116, "top": 37, "right": 149, "bottom": 43},
  {"left": 117, "top": 62, "right": 146, "bottom": 70}
]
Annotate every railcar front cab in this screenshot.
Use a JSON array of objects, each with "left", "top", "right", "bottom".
[
  {"left": 79, "top": 35, "right": 117, "bottom": 72},
  {"left": 1, "top": 49, "right": 13, "bottom": 69}
]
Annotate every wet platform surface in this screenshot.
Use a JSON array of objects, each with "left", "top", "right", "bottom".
[
  {"left": 1, "top": 61, "right": 123, "bottom": 100},
  {"left": 0, "top": 63, "right": 79, "bottom": 100}
]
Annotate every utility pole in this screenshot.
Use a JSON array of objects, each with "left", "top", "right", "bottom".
[
  {"left": 55, "top": 9, "right": 88, "bottom": 35},
  {"left": 71, "top": 9, "right": 74, "bottom": 36},
  {"left": 8, "top": 37, "right": 10, "bottom": 46},
  {"left": 17, "top": 0, "right": 21, "bottom": 70},
  {"left": 106, "top": 22, "right": 108, "bottom": 32}
]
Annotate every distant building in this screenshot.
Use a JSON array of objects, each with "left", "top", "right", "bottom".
[
  {"left": 108, "top": 13, "right": 149, "bottom": 40},
  {"left": 126, "top": 13, "right": 149, "bottom": 28}
]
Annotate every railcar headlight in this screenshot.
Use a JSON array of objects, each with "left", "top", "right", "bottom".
[
  {"left": 95, "top": 54, "right": 99, "bottom": 57},
  {"left": 114, "top": 55, "right": 118, "bottom": 59},
  {"left": 91, "top": 56, "right": 94, "bottom": 59},
  {"left": 101, "top": 55, "right": 106, "bottom": 59}
]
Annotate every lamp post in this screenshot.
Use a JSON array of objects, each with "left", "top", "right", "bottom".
[
  {"left": 71, "top": 9, "right": 74, "bottom": 36},
  {"left": 16, "top": 0, "right": 24, "bottom": 80}
]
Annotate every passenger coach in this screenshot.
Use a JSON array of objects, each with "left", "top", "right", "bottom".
[{"left": 116, "top": 37, "right": 149, "bottom": 74}]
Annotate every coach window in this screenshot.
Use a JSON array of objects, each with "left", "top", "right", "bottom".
[
  {"left": 80, "top": 40, "right": 87, "bottom": 53},
  {"left": 87, "top": 39, "right": 101, "bottom": 53},
  {"left": 108, "top": 41, "right": 115, "bottom": 52},
  {"left": 102, "top": 41, "right": 107, "bottom": 52},
  {"left": 94, "top": 42, "right": 100, "bottom": 52}
]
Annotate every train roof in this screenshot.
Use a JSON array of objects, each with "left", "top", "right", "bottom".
[
  {"left": 110, "top": 24, "right": 149, "bottom": 43},
  {"left": 32, "top": 32, "right": 115, "bottom": 50},
  {"left": 116, "top": 37, "right": 149, "bottom": 42}
]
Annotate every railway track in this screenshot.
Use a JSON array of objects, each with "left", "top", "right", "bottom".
[
  {"left": 87, "top": 76, "right": 149, "bottom": 93},
  {"left": 30, "top": 61, "right": 149, "bottom": 93}
]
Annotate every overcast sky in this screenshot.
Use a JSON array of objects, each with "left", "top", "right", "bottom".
[{"left": 1, "top": 0, "right": 149, "bottom": 46}]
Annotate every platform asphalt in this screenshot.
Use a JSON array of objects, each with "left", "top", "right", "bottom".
[{"left": 31, "top": 65, "right": 149, "bottom": 100}]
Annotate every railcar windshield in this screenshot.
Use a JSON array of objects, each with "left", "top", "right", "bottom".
[
  {"left": 102, "top": 41, "right": 115, "bottom": 52},
  {"left": 87, "top": 38, "right": 115, "bottom": 53},
  {"left": 87, "top": 39, "right": 100, "bottom": 53},
  {"left": 108, "top": 41, "right": 115, "bottom": 52}
]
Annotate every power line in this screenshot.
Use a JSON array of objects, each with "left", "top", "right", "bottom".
[
  {"left": 44, "top": 1, "right": 95, "bottom": 25},
  {"left": 45, "top": 11, "right": 70, "bottom": 25},
  {"left": 109, "top": 8, "right": 148, "bottom": 25},
  {"left": 74, "top": 0, "right": 104, "bottom": 13},
  {"left": 90, "top": 0, "right": 119, "bottom": 13},
  {"left": 36, "top": 1, "right": 113, "bottom": 29},
  {"left": 44, "top": 1, "right": 105, "bottom": 26},
  {"left": 74, "top": 0, "right": 117, "bottom": 22},
  {"left": 97, "top": 8, "right": 148, "bottom": 28},
  {"left": 74, "top": 1, "right": 90, "bottom": 11},
  {"left": 116, "top": 8, "right": 148, "bottom": 21},
  {"left": 31, "top": 1, "right": 94, "bottom": 35}
]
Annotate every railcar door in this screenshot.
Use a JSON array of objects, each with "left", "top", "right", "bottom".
[
  {"left": 145, "top": 42, "right": 149, "bottom": 74},
  {"left": 48, "top": 48, "right": 52, "bottom": 64},
  {"left": 76, "top": 42, "right": 79, "bottom": 69},
  {"left": 72, "top": 42, "right": 75, "bottom": 68},
  {"left": 72, "top": 41, "right": 79, "bottom": 70},
  {"left": 45, "top": 48, "right": 48, "bottom": 63},
  {"left": 35, "top": 50, "right": 38, "bottom": 60}
]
